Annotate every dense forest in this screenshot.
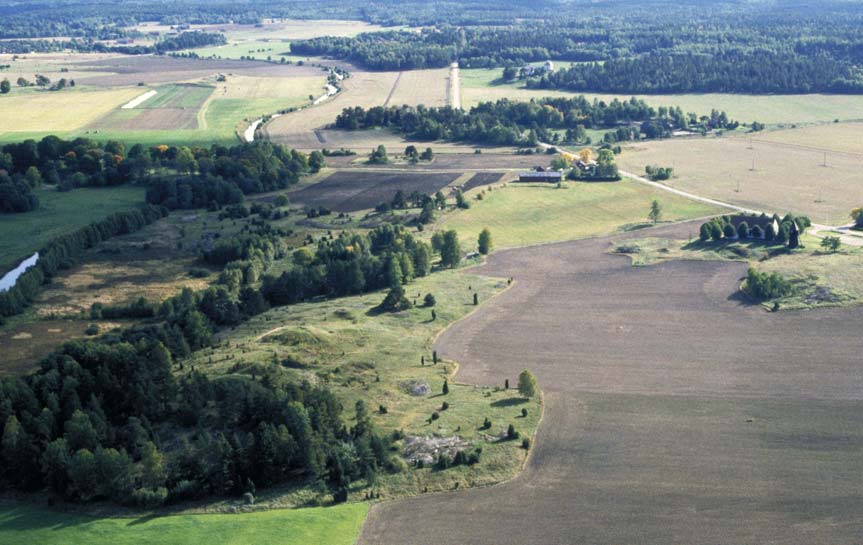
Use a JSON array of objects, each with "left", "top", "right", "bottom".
[
  {"left": 289, "top": 3, "right": 863, "bottom": 93},
  {"left": 3, "top": 1, "right": 863, "bottom": 92},
  {"left": 333, "top": 97, "right": 735, "bottom": 146},
  {"left": 0, "top": 210, "right": 450, "bottom": 506},
  {"left": 530, "top": 50, "right": 863, "bottom": 94}
]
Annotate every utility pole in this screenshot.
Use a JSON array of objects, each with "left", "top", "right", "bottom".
[{"left": 822, "top": 152, "right": 827, "bottom": 167}]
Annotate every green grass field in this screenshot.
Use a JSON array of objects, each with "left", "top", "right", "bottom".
[
  {"left": 438, "top": 179, "right": 722, "bottom": 249},
  {"left": 141, "top": 84, "right": 214, "bottom": 109},
  {"left": 0, "top": 186, "right": 146, "bottom": 270},
  {"left": 189, "top": 269, "right": 541, "bottom": 507},
  {"left": 459, "top": 68, "right": 863, "bottom": 125},
  {"left": 0, "top": 503, "right": 367, "bottom": 545}
]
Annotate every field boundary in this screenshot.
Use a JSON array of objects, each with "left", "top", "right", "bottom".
[{"left": 383, "top": 71, "right": 403, "bottom": 107}]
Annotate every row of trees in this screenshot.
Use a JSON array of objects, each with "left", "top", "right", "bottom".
[
  {"left": 0, "top": 204, "right": 169, "bottom": 319},
  {"left": 698, "top": 213, "right": 810, "bottom": 246},
  {"left": 0, "top": 136, "right": 321, "bottom": 214},
  {"left": 0, "top": 31, "right": 225, "bottom": 55},
  {"left": 334, "top": 97, "right": 712, "bottom": 147}
]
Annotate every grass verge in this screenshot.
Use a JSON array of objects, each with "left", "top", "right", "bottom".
[{"left": 0, "top": 502, "right": 367, "bottom": 545}]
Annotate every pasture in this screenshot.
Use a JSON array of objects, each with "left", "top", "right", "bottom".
[
  {"left": 188, "top": 269, "right": 541, "bottom": 506},
  {"left": 290, "top": 171, "right": 461, "bottom": 212},
  {"left": 616, "top": 130, "right": 863, "bottom": 221},
  {"left": 458, "top": 68, "right": 863, "bottom": 124},
  {"left": 0, "top": 186, "right": 145, "bottom": 271},
  {"left": 0, "top": 503, "right": 368, "bottom": 545},
  {"left": 361, "top": 221, "right": 863, "bottom": 545},
  {"left": 438, "top": 179, "right": 721, "bottom": 249}
]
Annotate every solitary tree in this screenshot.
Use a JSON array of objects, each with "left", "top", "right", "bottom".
[
  {"left": 648, "top": 199, "right": 663, "bottom": 224},
  {"left": 440, "top": 230, "right": 461, "bottom": 268},
  {"left": 820, "top": 236, "right": 841, "bottom": 252},
  {"left": 851, "top": 207, "right": 863, "bottom": 228},
  {"left": 517, "top": 369, "right": 538, "bottom": 398},
  {"left": 478, "top": 228, "right": 492, "bottom": 255},
  {"left": 442, "top": 380, "right": 449, "bottom": 395},
  {"left": 455, "top": 189, "right": 470, "bottom": 209},
  {"left": 0, "top": 79, "right": 10, "bottom": 94}
]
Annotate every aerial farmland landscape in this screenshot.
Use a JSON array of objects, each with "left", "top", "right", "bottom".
[{"left": 1, "top": 1, "right": 863, "bottom": 544}]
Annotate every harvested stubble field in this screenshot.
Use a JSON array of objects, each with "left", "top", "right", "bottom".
[
  {"left": 617, "top": 131, "right": 863, "bottom": 220},
  {"left": 458, "top": 68, "right": 863, "bottom": 124},
  {"left": 290, "top": 171, "right": 461, "bottom": 212},
  {"left": 174, "top": 18, "right": 389, "bottom": 61},
  {"left": 0, "top": 87, "right": 144, "bottom": 134},
  {"left": 264, "top": 71, "right": 401, "bottom": 149},
  {"left": 360, "top": 221, "right": 863, "bottom": 545},
  {"left": 754, "top": 121, "right": 863, "bottom": 156},
  {"left": 437, "top": 179, "right": 722, "bottom": 249},
  {"left": 385, "top": 68, "right": 451, "bottom": 108}
]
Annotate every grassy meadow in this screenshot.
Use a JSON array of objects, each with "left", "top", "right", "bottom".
[
  {"left": 0, "top": 185, "right": 146, "bottom": 270},
  {"left": 437, "top": 179, "right": 722, "bottom": 249},
  {"left": 0, "top": 503, "right": 368, "bottom": 545},
  {"left": 187, "top": 269, "right": 542, "bottom": 507}
]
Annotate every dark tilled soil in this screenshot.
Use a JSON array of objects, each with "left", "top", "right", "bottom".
[
  {"left": 289, "top": 171, "right": 460, "bottom": 212},
  {"left": 460, "top": 172, "right": 504, "bottom": 192},
  {"left": 360, "top": 221, "right": 863, "bottom": 545}
]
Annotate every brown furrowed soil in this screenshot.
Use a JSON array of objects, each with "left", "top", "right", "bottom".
[
  {"left": 360, "top": 221, "right": 863, "bottom": 545},
  {"left": 289, "top": 171, "right": 461, "bottom": 212},
  {"left": 72, "top": 55, "right": 322, "bottom": 86},
  {"left": 460, "top": 172, "right": 505, "bottom": 192}
]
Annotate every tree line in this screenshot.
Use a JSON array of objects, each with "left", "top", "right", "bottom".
[
  {"left": 334, "top": 97, "right": 728, "bottom": 147},
  {"left": 0, "top": 136, "right": 322, "bottom": 213},
  {"left": 0, "top": 31, "right": 225, "bottom": 55},
  {"left": 0, "top": 204, "right": 169, "bottom": 320},
  {"left": 530, "top": 50, "right": 863, "bottom": 94}
]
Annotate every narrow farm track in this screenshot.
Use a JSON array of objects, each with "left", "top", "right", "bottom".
[{"left": 360, "top": 221, "right": 863, "bottom": 545}]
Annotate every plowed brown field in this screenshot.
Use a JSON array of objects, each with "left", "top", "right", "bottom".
[{"left": 360, "top": 221, "right": 863, "bottom": 545}]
